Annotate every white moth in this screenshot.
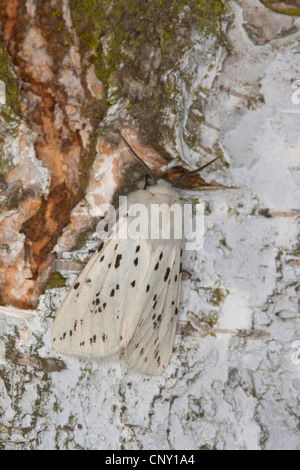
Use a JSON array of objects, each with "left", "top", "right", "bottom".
[{"left": 51, "top": 131, "right": 220, "bottom": 375}]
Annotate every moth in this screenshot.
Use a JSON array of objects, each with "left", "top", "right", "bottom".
[{"left": 51, "top": 131, "right": 220, "bottom": 375}]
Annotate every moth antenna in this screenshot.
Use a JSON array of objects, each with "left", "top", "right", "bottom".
[
  {"left": 117, "top": 129, "right": 157, "bottom": 185},
  {"left": 172, "top": 155, "right": 222, "bottom": 186}
]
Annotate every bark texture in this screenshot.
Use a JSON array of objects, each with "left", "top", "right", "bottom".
[{"left": 0, "top": 0, "right": 299, "bottom": 450}]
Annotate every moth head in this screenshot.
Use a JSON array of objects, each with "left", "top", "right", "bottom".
[
  {"left": 117, "top": 129, "right": 221, "bottom": 188},
  {"left": 147, "top": 178, "right": 176, "bottom": 197}
]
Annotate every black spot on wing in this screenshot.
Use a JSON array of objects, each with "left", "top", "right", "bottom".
[
  {"left": 98, "top": 241, "right": 104, "bottom": 252},
  {"left": 115, "top": 254, "right": 122, "bottom": 269},
  {"left": 73, "top": 282, "right": 80, "bottom": 290},
  {"left": 90, "top": 335, "right": 97, "bottom": 344},
  {"left": 131, "top": 280, "right": 136, "bottom": 287},
  {"left": 164, "top": 267, "right": 170, "bottom": 282},
  {"left": 152, "top": 313, "right": 162, "bottom": 330},
  {"left": 102, "top": 333, "right": 108, "bottom": 342}
]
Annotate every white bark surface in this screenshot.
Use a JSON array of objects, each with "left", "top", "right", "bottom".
[{"left": 0, "top": 0, "right": 299, "bottom": 450}]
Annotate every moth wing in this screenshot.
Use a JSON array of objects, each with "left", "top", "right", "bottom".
[
  {"left": 52, "top": 180, "right": 183, "bottom": 375},
  {"left": 51, "top": 206, "right": 153, "bottom": 357},
  {"left": 125, "top": 240, "right": 182, "bottom": 376}
]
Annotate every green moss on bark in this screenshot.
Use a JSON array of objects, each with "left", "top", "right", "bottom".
[
  {"left": 0, "top": 38, "right": 23, "bottom": 117},
  {"left": 70, "top": 0, "right": 228, "bottom": 143}
]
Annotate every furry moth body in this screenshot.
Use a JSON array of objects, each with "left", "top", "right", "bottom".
[{"left": 51, "top": 179, "right": 182, "bottom": 376}]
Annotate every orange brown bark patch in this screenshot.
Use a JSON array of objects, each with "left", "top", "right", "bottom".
[{"left": 0, "top": 0, "right": 93, "bottom": 306}]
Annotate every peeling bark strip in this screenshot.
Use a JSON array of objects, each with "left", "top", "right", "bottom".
[
  {"left": 0, "top": 0, "right": 99, "bottom": 306},
  {"left": 0, "top": 1, "right": 92, "bottom": 245}
]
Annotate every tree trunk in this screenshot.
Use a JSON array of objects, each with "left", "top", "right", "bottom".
[{"left": 0, "top": 0, "right": 299, "bottom": 450}]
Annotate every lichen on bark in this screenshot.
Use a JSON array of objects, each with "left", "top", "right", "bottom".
[{"left": 70, "top": 0, "right": 229, "bottom": 145}]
